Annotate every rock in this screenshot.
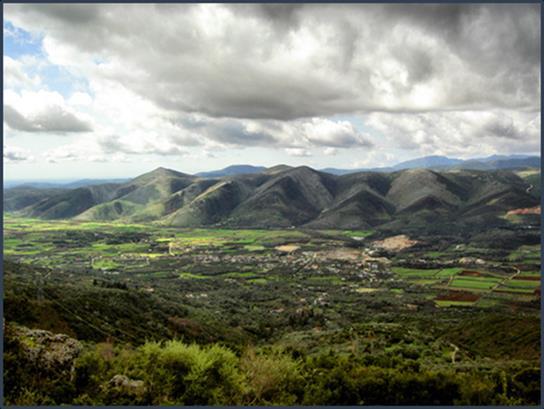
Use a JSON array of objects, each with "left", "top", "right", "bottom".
[
  {"left": 6, "top": 322, "right": 82, "bottom": 382},
  {"left": 107, "top": 374, "right": 146, "bottom": 396}
]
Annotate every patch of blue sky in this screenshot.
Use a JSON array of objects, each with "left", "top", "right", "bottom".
[
  {"left": 4, "top": 20, "right": 93, "bottom": 99},
  {"left": 40, "top": 64, "right": 93, "bottom": 98},
  {"left": 329, "top": 114, "right": 369, "bottom": 133},
  {"left": 3, "top": 20, "right": 45, "bottom": 59}
]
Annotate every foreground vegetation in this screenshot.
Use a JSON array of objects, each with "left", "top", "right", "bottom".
[
  {"left": 6, "top": 322, "right": 539, "bottom": 406},
  {"left": 3, "top": 215, "right": 541, "bottom": 405}
]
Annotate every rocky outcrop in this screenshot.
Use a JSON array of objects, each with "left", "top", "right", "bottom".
[
  {"left": 106, "top": 374, "right": 146, "bottom": 396},
  {"left": 6, "top": 322, "right": 82, "bottom": 378}
]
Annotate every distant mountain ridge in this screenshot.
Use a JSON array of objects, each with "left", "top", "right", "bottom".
[
  {"left": 5, "top": 163, "right": 539, "bottom": 232},
  {"left": 196, "top": 165, "right": 266, "bottom": 178},
  {"left": 5, "top": 154, "right": 539, "bottom": 188},
  {"left": 321, "top": 154, "right": 540, "bottom": 175},
  {"left": 3, "top": 178, "right": 130, "bottom": 189}
]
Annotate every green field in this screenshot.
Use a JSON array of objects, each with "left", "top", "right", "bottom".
[
  {"left": 449, "top": 277, "right": 499, "bottom": 290},
  {"left": 435, "top": 300, "right": 476, "bottom": 308}
]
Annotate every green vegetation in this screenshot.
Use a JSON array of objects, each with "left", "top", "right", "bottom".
[
  {"left": 435, "top": 300, "right": 475, "bottom": 308},
  {"left": 449, "top": 278, "right": 497, "bottom": 290},
  {"left": 3, "top": 215, "right": 541, "bottom": 405}
]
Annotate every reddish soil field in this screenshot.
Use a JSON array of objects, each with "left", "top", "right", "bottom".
[
  {"left": 459, "top": 270, "right": 481, "bottom": 277},
  {"left": 506, "top": 206, "right": 541, "bottom": 216},
  {"left": 435, "top": 291, "right": 480, "bottom": 302},
  {"left": 512, "top": 276, "right": 541, "bottom": 281}
]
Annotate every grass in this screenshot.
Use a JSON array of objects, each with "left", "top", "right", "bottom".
[
  {"left": 494, "top": 286, "right": 535, "bottom": 294},
  {"left": 179, "top": 272, "right": 209, "bottom": 280},
  {"left": 435, "top": 300, "right": 476, "bottom": 308},
  {"left": 221, "top": 272, "right": 258, "bottom": 278},
  {"left": 502, "top": 280, "right": 540, "bottom": 288},
  {"left": 518, "top": 271, "right": 541, "bottom": 278},
  {"left": 92, "top": 258, "right": 120, "bottom": 270},
  {"left": 391, "top": 267, "right": 441, "bottom": 278},
  {"left": 244, "top": 244, "right": 265, "bottom": 251},
  {"left": 435, "top": 268, "right": 464, "bottom": 278},
  {"left": 356, "top": 287, "right": 380, "bottom": 293},
  {"left": 449, "top": 278, "right": 497, "bottom": 290}
]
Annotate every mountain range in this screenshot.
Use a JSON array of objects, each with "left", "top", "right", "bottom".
[
  {"left": 321, "top": 154, "right": 540, "bottom": 175},
  {"left": 5, "top": 161, "right": 540, "bottom": 232},
  {"left": 4, "top": 154, "right": 539, "bottom": 188}
]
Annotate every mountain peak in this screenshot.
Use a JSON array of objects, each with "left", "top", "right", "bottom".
[
  {"left": 265, "top": 164, "right": 293, "bottom": 174},
  {"left": 196, "top": 164, "right": 266, "bottom": 178},
  {"left": 131, "top": 167, "right": 193, "bottom": 185}
]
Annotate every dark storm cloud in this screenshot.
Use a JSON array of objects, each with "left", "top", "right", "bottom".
[
  {"left": 4, "top": 3, "right": 540, "bottom": 126},
  {"left": 4, "top": 104, "right": 93, "bottom": 133},
  {"left": 239, "top": 4, "right": 304, "bottom": 33}
]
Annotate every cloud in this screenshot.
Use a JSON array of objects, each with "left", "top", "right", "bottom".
[
  {"left": 3, "top": 56, "right": 41, "bottom": 88},
  {"left": 285, "top": 148, "right": 311, "bottom": 157},
  {"left": 4, "top": 89, "right": 92, "bottom": 133},
  {"left": 168, "top": 115, "right": 372, "bottom": 150},
  {"left": 4, "top": 104, "right": 92, "bottom": 133},
  {"left": 3, "top": 4, "right": 540, "bottom": 169},
  {"left": 5, "top": 4, "right": 539, "bottom": 121},
  {"left": 364, "top": 110, "right": 540, "bottom": 157},
  {"left": 300, "top": 118, "right": 372, "bottom": 148},
  {"left": 97, "top": 134, "right": 187, "bottom": 157},
  {"left": 4, "top": 145, "right": 34, "bottom": 163}
]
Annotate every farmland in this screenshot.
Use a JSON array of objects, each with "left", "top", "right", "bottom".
[{"left": 3, "top": 214, "right": 541, "bottom": 405}]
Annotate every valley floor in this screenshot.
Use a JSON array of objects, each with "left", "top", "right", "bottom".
[{"left": 3, "top": 215, "right": 541, "bottom": 405}]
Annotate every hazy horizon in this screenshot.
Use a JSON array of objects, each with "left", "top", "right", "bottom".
[{"left": 2, "top": 152, "right": 541, "bottom": 183}]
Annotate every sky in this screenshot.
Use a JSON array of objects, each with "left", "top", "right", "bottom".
[{"left": 3, "top": 3, "right": 541, "bottom": 180}]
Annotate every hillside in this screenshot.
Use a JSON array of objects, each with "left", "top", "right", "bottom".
[{"left": 6, "top": 165, "right": 539, "bottom": 231}]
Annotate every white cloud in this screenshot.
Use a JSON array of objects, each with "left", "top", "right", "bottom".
[
  {"left": 300, "top": 118, "right": 372, "bottom": 148},
  {"left": 4, "top": 145, "right": 34, "bottom": 163},
  {"left": 3, "top": 56, "right": 41, "bottom": 88},
  {"left": 364, "top": 110, "right": 541, "bottom": 157},
  {"left": 4, "top": 89, "right": 93, "bottom": 133},
  {"left": 285, "top": 148, "right": 311, "bottom": 157}
]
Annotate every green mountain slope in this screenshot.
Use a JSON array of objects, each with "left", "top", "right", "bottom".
[{"left": 6, "top": 165, "right": 539, "bottom": 230}]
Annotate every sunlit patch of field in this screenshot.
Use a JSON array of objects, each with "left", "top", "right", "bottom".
[
  {"left": 179, "top": 272, "right": 209, "bottom": 280},
  {"left": 391, "top": 267, "right": 442, "bottom": 277},
  {"left": 434, "top": 268, "right": 464, "bottom": 277},
  {"left": 355, "top": 287, "right": 380, "bottom": 293},
  {"left": 435, "top": 300, "right": 476, "bottom": 308},
  {"left": 449, "top": 277, "right": 500, "bottom": 291},
  {"left": 275, "top": 244, "right": 300, "bottom": 252},
  {"left": 92, "top": 258, "right": 120, "bottom": 270}
]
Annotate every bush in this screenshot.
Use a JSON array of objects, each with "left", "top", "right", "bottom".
[{"left": 241, "top": 347, "right": 303, "bottom": 404}]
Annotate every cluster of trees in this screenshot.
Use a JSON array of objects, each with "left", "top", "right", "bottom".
[
  {"left": 92, "top": 279, "right": 129, "bottom": 290},
  {"left": 5, "top": 332, "right": 540, "bottom": 406}
]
